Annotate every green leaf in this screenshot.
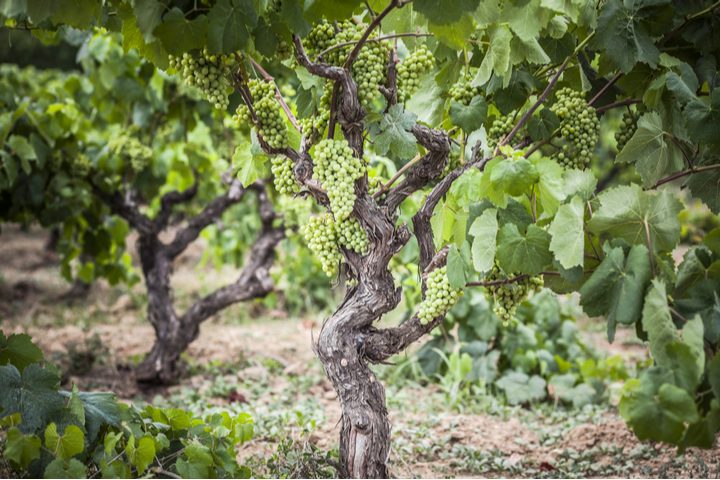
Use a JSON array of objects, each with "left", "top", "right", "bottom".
[
  {"left": 473, "top": 24, "right": 513, "bottom": 87},
  {"left": 132, "top": 0, "right": 165, "bottom": 42},
  {"left": 45, "top": 423, "right": 85, "bottom": 460},
  {"left": 125, "top": 435, "right": 156, "bottom": 475},
  {"left": 533, "top": 157, "right": 565, "bottom": 215},
  {"left": 496, "top": 224, "right": 552, "bottom": 275},
  {"left": 593, "top": 0, "right": 668, "bottom": 72},
  {"left": 207, "top": 0, "right": 258, "bottom": 54},
  {"left": 469, "top": 208, "right": 498, "bottom": 274},
  {"left": 233, "top": 145, "right": 264, "bottom": 187},
  {"left": 414, "top": 0, "right": 479, "bottom": 25},
  {"left": 67, "top": 385, "right": 85, "bottom": 427},
  {"left": 527, "top": 107, "right": 560, "bottom": 141},
  {"left": 446, "top": 244, "right": 468, "bottom": 289},
  {"left": 548, "top": 374, "right": 596, "bottom": 408},
  {"left": 579, "top": 244, "right": 652, "bottom": 342},
  {"left": 680, "top": 401, "right": 720, "bottom": 451},
  {"left": 490, "top": 157, "right": 539, "bottom": 197},
  {"left": 495, "top": 371, "right": 547, "bottom": 405},
  {"left": 367, "top": 104, "right": 418, "bottom": 161},
  {"left": 427, "top": 14, "right": 476, "bottom": 50},
  {"left": 685, "top": 166, "right": 720, "bottom": 214},
  {"left": 66, "top": 391, "right": 121, "bottom": 444},
  {"left": 548, "top": 195, "right": 585, "bottom": 269},
  {"left": 449, "top": 95, "right": 487, "bottom": 133},
  {"left": 154, "top": 8, "right": 209, "bottom": 55},
  {"left": 620, "top": 372, "right": 699, "bottom": 444},
  {"left": 642, "top": 280, "right": 680, "bottom": 367},
  {"left": 4, "top": 427, "right": 41, "bottom": 468},
  {"left": 176, "top": 443, "right": 213, "bottom": 478},
  {"left": 615, "top": 112, "right": 685, "bottom": 187},
  {"left": 684, "top": 89, "right": 720, "bottom": 144},
  {"left": 0, "top": 332, "right": 44, "bottom": 371},
  {"left": 500, "top": 0, "right": 550, "bottom": 42},
  {"left": 562, "top": 168, "right": 596, "bottom": 201},
  {"left": 44, "top": 458, "right": 87, "bottom": 479},
  {"left": 0, "top": 363, "right": 64, "bottom": 434},
  {"left": 588, "top": 184, "right": 682, "bottom": 253}
]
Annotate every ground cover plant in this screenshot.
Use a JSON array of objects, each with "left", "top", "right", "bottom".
[{"left": 1, "top": 0, "right": 720, "bottom": 478}]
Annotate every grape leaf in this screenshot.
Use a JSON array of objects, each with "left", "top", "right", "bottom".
[
  {"left": 207, "top": 0, "right": 258, "bottom": 54},
  {"left": 495, "top": 223, "right": 552, "bottom": 275},
  {"left": 496, "top": 371, "right": 547, "bottom": 405},
  {"left": 414, "top": 0, "right": 479, "bottom": 25},
  {"left": 59, "top": 391, "right": 121, "bottom": 444},
  {"left": 125, "top": 435, "right": 156, "bottom": 475},
  {"left": 490, "top": 157, "right": 539, "bottom": 197},
  {"left": 593, "top": 0, "right": 668, "bottom": 72},
  {"left": 642, "top": 279, "right": 680, "bottom": 367},
  {"left": 685, "top": 166, "right": 720, "bottom": 214},
  {"left": 132, "top": 0, "right": 165, "bottom": 42},
  {"left": 473, "top": 24, "right": 513, "bottom": 87},
  {"left": 684, "top": 89, "right": 720, "bottom": 144},
  {"left": 0, "top": 363, "right": 64, "bottom": 434},
  {"left": 4, "top": 428, "right": 41, "bottom": 468},
  {"left": 367, "top": 104, "right": 418, "bottom": 161},
  {"left": 469, "top": 208, "right": 498, "bottom": 274},
  {"left": 533, "top": 157, "right": 565, "bottom": 215},
  {"left": 588, "top": 184, "right": 682, "bottom": 253},
  {"left": 0, "top": 332, "right": 44, "bottom": 372},
  {"left": 154, "top": 8, "right": 209, "bottom": 55},
  {"left": 449, "top": 95, "right": 487, "bottom": 133},
  {"left": 233, "top": 145, "right": 265, "bottom": 187},
  {"left": 527, "top": 107, "right": 560, "bottom": 141},
  {"left": 428, "top": 14, "right": 476, "bottom": 50},
  {"left": 43, "top": 458, "right": 87, "bottom": 479},
  {"left": 562, "top": 168, "right": 597, "bottom": 201},
  {"left": 615, "top": 112, "right": 684, "bottom": 187},
  {"left": 548, "top": 195, "right": 585, "bottom": 269},
  {"left": 446, "top": 244, "right": 468, "bottom": 290},
  {"left": 44, "top": 423, "right": 85, "bottom": 460},
  {"left": 579, "top": 244, "right": 652, "bottom": 342}
]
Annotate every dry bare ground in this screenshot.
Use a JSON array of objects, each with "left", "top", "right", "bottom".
[{"left": 1, "top": 225, "right": 718, "bottom": 478}]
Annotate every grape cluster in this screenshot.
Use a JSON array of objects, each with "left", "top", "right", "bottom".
[
  {"left": 313, "top": 139, "right": 365, "bottom": 221},
  {"left": 336, "top": 217, "right": 369, "bottom": 254},
  {"left": 305, "top": 19, "right": 337, "bottom": 59},
  {"left": 353, "top": 38, "right": 388, "bottom": 108},
  {"left": 302, "top": 213, "right": 342, "bottom": 277},
  {"left": 615, "top": 109, "right": 638, "bottom": 152},
  {"left": 484, "top": 263, "right": 543, "bottom": 325},
  {"left": 169, "top": 50, "right": 233, "bottom": 110},
  {"left": 234, "top": 79, "right": 289, "bottom": 149},
  {"left": 397, "top": 45, "right": 435, "bottom": 102},
  {"left": 488, "top": 113, "right": 515, "bottom": 148},
  {"left": 550, "top": 88, "right": 599, "bottom": 169},
  {"left": 270, "top": 156, "right": 299, "bottom": 194},
  {"left": 107, "top": 134, "right": 152, "bottom": 173},
  {"left": 449, "top": 78, "right": 481, "bottom": 106},
  {"left": 418, "top": 266, "right": 463, "bottom": 325}
]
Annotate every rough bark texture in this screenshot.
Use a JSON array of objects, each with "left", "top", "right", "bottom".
[{"left": 95, "top": 177, "right": 284, "bottom": 384}]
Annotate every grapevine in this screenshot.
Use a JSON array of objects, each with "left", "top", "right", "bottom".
[
  {"left": 302, "top": 213, "right": 342, "bottom": 277},
  {"left": 418, "top": 266, "right": 462, "bottom": 324},
  {"left": 313, "top": 139, "right": 365, "bottom": 222},
  {"left": 550, "top": 87, "right": 599, "bottom": 169},
  {"left": 615, "top": 109, "right": 638, "bottom": 152},
  {"left": 484, "top": 262, "right": 543, "bottom": 326},
  {"left": 397, "top": 45, "right": 435, "bottom": 102},
  {"left": 168, "top": 50, "right": 233, "bottom": 110},
  {"left": 270, "top": 156, "right": 299, "bottom": 195}
]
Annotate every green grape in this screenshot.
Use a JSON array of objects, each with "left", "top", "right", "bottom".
[
  {"left": 108, "top": 134, "right": 152, "bottom": 174},
  {"left": 305, "top": 19, "right": 337, "bottom": 59},
  {"left": 271, "top": 156, "right": 299, "bottom": 195},
  {"left": 449, "top": 78, "right": 480, "bottom": 106},
  {"left": 336, "top": 217, "right": 369, "bottom": 254},
  {"left": 302, "top": 213, "right": 342, "bottom": 277},
  {"left": 418, "top": 266, "right": 463, "bottom": 325},
  {"left": 615, "top": 109, "right": 638, "bottom": 152},
  {"left": 313, "top": 138, "right": 365, "bottom": 222},
  {"left": 169, "top": 49, "right": 233, "bottom": 110},
  {"left": 442, "top": 144, "right": 461, "bottom": 177},
  {"left": 397, "top": 45, "right": 435, "bottom": 102},
  {"left": 246, "top": 79, "right": 289, "bottom": 149},
  {"left": 484, "top": 262, "right": 543, "bottom": 326},
  {"left": 550, "top": 87, "right": 599, "bottom": 170},
  {"left": 488, "top": 113, "right": 515, "bottom": 148}
]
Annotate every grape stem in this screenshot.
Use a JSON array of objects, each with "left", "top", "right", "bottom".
[
  {"left": 650, "top": 163, "right": 720, "bottom": 189},
  {"left": 588, "top": 72, "right": 622, "bottom": 106},
  {"left": 465, "top": 271, "right": 564, "bottom": 288},
  {"left": 342, "top": 0, "right": 403, "bottom": 70},
  {"left": 596, "top": 98, "right": 642, "bottom": 113},
  {"left": 372, "top": 154, "right": 422, "bottom": 198},
  {"left": 248, "top": 56, "right": 302, "bottom": 132}
]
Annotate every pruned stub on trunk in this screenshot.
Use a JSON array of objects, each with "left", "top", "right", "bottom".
[{"left": 96, "top": 177, "right": 284, "bottom": 385}]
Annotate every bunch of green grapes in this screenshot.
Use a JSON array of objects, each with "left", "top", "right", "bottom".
[
  {"left": 418, "top": 266, "right": 463, "bottom": 324},
  {"left": 550, "top": 87, "right": 599, "bottom": 169},
  {"left": 488, "top": 113, "right": 515, "bottom": 148},
  {"left": 247, "top": 79, "right": 289, "bottom": 149},
  {"left": 449, "top": 78, "right": 481, "bottom": 106},
  {"left": 313, "top": 139, "right": 365, "bottom": 221},
  {"left": 442, "top": 145, "right": 462, "bottom": 177},
  {"left": 233, "top": 103, "right": 251, "bottom": 127},
  {"left": 108, "top": 134, "right": 152, "bottom": 173},
  {"left": 397, "top": 45, "right": 434, "bottom": 102},
  {"left": 302, "top": 213, "right": 342, "bottom": 277},
  {"left": 615, "top": 109, "right": 638, "bottom": 152},
  {"left": 353, "top": 37, "right": 388, "bottom": 107},
  {"left": 484, "top": 262, "right": 543, "bottom": 325},
  {"left": 299, "top": 83, "right": 332, "bottom": 137},
  {"left": 305, "top": 19, "right": 337, "bottom": 59},
  {"left": 270, "top": 156, "right": 299, "bottom": 194},
  {"left": 336, "top": 217, "right": 369, "bottom": 254},
  {"left": 169, "top": 50, "right": 233, "bottom": 110}
]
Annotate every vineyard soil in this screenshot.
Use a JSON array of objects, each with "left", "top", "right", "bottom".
[{"left": 2, "top": 226, "right": 718, "bottom": 478}]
